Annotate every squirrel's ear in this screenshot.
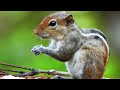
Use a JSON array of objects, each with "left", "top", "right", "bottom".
[{"left": 64, "top": 14, "right": 74, "bottom": 26}]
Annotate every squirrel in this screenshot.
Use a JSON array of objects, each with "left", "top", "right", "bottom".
[{"left": 31, "top": 11, "right": 110, "bottom": 79}]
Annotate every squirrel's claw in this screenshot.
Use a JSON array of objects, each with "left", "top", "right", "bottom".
[{"left": 31, "top": 45, "right": 41, "bottom": 56}]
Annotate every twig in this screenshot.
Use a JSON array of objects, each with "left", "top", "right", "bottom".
[
  {"left": 18, "top": 70, "right": 39, "bottom": 77},
  {"left": 19, "top": 69, "right": 69, "bottom": 77},
  {"left": 38, "top": 69, "right": 69, "bottom": 76},
  {"left": 0, "top": 62, "right": 39, "bottom": 76},
  {"left": 0, "top": 70, "right": 9, "bottom": 75},
  {"left": 0, "top": 62, "right": 70, "bottom": 77},
  {"left": 0, "top": 68, "right": 70, "bottom": 77},
  {"left": 0, "top": 62, "right": 35, "bottom": 71},
  {"left": 0, "top": 68, "right": 24, "bottom": 73}
]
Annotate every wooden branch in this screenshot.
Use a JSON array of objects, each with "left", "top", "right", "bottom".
[
  {"left": 18, "top": 69, "right": 69, "bottom": 77},
  {"left": 0, "top": 62, "right": 70, "bottom": 77},
  {"left": 0, "top": 70, "right": 9, "bottom": 76},
  {"left": 0, "top": 68, "right": 24, "bottom": 73},
  {"left": 0, "top": 62, "right": 35, "bottom": 71},
  {"left": 38, "top": 69, "right": 69, "bottom": 76}
]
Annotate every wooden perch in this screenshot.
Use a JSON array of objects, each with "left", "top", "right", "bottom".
[
  {"left": 0, "top": 62, "right": 70, "bottom": 79},
  {"left": 0, "top": 62, "right": 35, "bottom": 71},
  {"left": 18, "top": 69, "right": 69, "bottom": 77}
]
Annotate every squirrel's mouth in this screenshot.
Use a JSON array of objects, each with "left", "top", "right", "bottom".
[
  {"left": 34, "top": 30, "right": 49, "bottom": 39},
  {"left": 38, "top": 33, "right": 50, "bottom": 39},
  {"left": 40, "top": 36, "right": 49, "bottom": 39}
]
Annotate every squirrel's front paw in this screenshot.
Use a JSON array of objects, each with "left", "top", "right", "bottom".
[{"left": 31, "top": 45, "right": 43, "bottom": 56}]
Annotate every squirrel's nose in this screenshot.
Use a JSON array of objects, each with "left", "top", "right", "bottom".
[{"left": 33, "top": 29, "right": 38, "bottom": 35}]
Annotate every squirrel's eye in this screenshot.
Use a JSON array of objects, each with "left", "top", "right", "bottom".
[{"left": 49, "top": 21, "right": 56, "bottom": 26}]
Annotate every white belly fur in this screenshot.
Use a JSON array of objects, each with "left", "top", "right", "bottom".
[{"left": 65, "top": 50, "right": 84, "bottom": 79}]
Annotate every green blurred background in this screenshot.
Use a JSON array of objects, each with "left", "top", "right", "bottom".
[{"left": 0, "top": 11, "right": 120, "bottom": 78}]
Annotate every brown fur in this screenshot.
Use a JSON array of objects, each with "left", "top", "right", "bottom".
[
  {"left": 32, "top": 11, "right": 110, "bottom": 79},
  {"left": 80, "top": 40, "right": 106, "bottom": 79}
]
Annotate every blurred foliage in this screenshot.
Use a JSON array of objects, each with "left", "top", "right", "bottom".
[{"left": 0, "top": 11, "right": 119, "bottom": 78}]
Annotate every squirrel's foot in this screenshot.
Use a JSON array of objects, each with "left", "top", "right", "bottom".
[
  {"left": 31, "top": 45, "right": 43, "bottom": 56},
  {"left": 52, "top": 75, "right": 65, "bottom": 79}
]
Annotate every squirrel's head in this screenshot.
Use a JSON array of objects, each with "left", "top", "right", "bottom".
[{"left": 34, "top": 11, "right": 74, "bottom": 40}]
